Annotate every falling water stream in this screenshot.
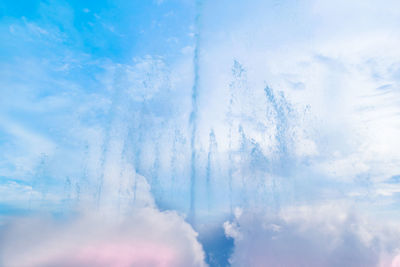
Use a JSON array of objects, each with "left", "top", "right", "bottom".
[{"left": 3, "top": 0, "right": 399, "bottom": 266}]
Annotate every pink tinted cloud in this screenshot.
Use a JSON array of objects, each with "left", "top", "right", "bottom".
[
  {"left": 0, "top": 208, "right": 207, "bottom": 267},
  {"left": 47, "top": 242, "right": 178, "bottom": 267}
]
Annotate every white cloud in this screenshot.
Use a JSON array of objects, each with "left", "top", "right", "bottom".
[
  {"left": 0, "top": 168, "right": 207, "bottom": 267},
  {"left": 0, "top": 207, "right": 207, "bottom": 267},
  {"left": 224, "top": 204, "right": 400, "bottom": 267}
]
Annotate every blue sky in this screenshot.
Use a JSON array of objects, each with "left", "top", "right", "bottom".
[
  {"left": 0, "top": 0, "right": 195, "bottom": 60},
  {"left": 0, "top": 0, "right": 197, "bottom": 213},
  {"left": 1, "top": 0, "right": 400, "bottom": 266}
]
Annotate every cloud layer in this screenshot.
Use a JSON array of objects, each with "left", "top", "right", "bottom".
[
  {"left": 224, "top": 205, "right": 400, "bottom": 267},
  {"left": 0, "top": 174, "right": 207, "bottom": 267}
]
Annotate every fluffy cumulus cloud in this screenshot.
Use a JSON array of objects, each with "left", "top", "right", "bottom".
[
  {"left": 0, "top": 178, "right": 207, "bottom": 267},
  {"left": 224, "top": 205, "right": 400, "bottom": 267}
]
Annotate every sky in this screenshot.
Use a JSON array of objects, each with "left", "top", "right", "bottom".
[{"left": 1, "top": 0, "right": 400, "bottom": 266}]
